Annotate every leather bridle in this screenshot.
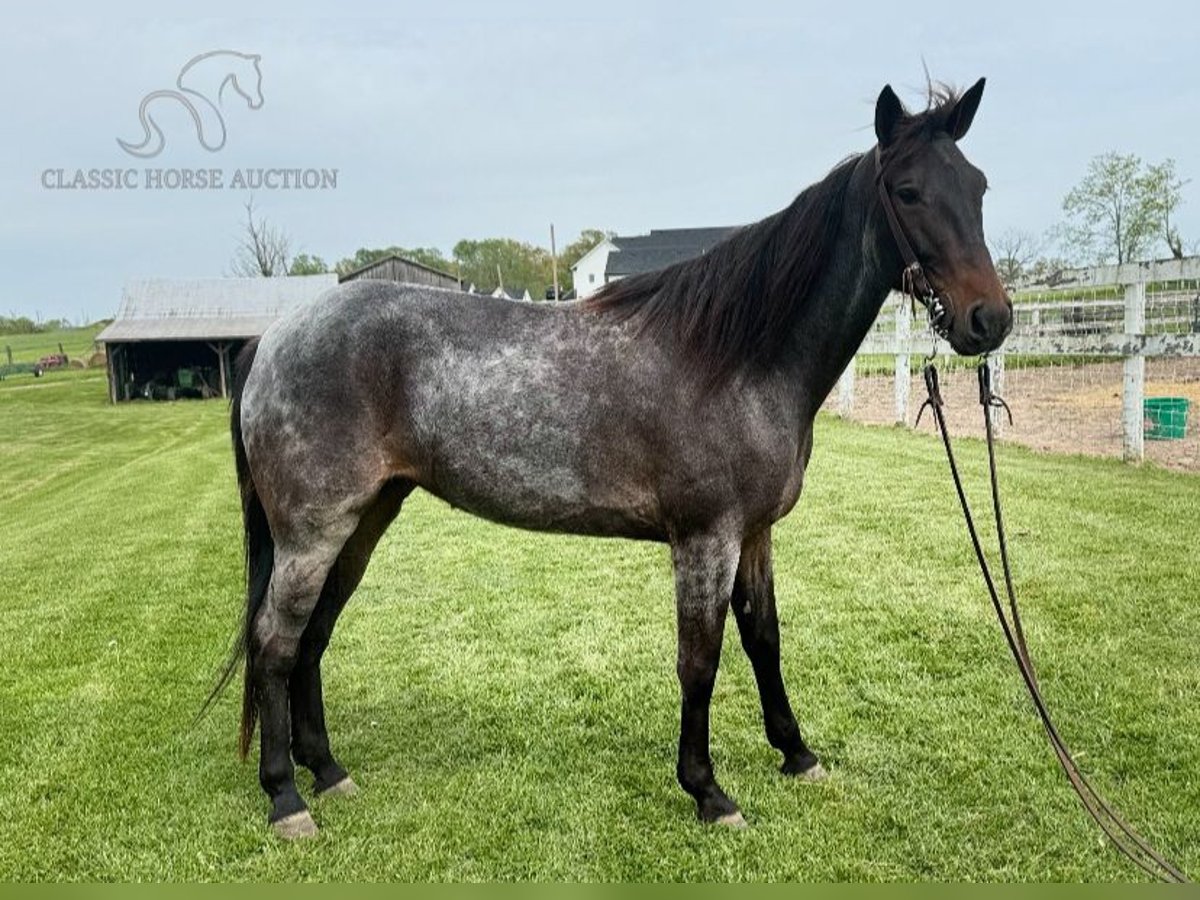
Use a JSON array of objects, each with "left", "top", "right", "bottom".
[
  {"left": 874, "top": 145, "right": 951, "bottom": 340},
  {"left": 875, "top": 146, "right": 1188, "bottom": 882}
]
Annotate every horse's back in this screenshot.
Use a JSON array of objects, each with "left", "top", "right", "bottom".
[{"left": 246, "top": 280, "right": 667, "bottom": 537}]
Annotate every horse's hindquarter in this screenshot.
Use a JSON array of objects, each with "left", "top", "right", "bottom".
[{"left": 249, "top": 282, "right": 806, "bottom": 542}]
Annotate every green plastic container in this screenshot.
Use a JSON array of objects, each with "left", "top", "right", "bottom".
[{"left": 1143, "top": 397, "right": 1189, "bottom": 440}]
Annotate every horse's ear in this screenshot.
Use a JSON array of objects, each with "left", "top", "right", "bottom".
[
  {"left": 875, "top": 85, "right": 905, "bottom": 147},
  {"left": 947, "top": 77, "right": 986, "bottom": 141}
]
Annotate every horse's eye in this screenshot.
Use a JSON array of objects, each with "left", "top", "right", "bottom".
[{"left": 896, "top": 186, "right": 920, "bottom": 204}]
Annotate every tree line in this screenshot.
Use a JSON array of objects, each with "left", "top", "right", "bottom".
[
  {"left": 231, "top": 151, "right": 1192, "bottom": 294},
  {"left": 0, "top": 315, "right": 75, "bottom": 336},
  {"left": 230, "top": 199, "right": 609, "bottom": 298},
  {"left": 990, "top": 153, "right": 1190, "bottom": 288}
]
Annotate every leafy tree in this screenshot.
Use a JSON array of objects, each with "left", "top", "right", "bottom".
[
  {"left": 1144, "top": 159, "right": 1189, "bottom": 259},
  {"left": 336, "top": 247, "right": 390, "bottom": 277},
  {"left": 334, "top": 246, "right": 456, "bottom": 278},
  {"left": 403, "top": 246, "right": 457, "bottom": 275},
  {"left": 452, "top": 238, "right": 554, "bottom": 296},
  {"left": 321, "top": 229, "right": 617, "bottom": 298},
  {"left": 0, "top": 316, "right": 38, "bottom": 335},
  {"left": 1058, "top": 153, "right": 1186, "bottom": 265},
  {"left": 0, "top": 316, "right": 73, "bottom": 335},
  {"left": 1026, "top": 255, "right": 1073, "bottom": 286},
  {"left": 288, "top": 253, "right": 329, "bottom": 276}
]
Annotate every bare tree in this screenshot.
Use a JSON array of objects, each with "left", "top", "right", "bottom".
[
  {"left": 230, "top": 198, "right": 291, "bottom": 277},
  {"left": 989, "top": 227, "right": 1044, "bottom": 288}
]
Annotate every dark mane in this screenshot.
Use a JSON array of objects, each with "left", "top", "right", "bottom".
[
  {"left": 586, "top": 154, "right": 862, "bottom": 385},
  {"left": 586, "top": 85, "right": 967, "bottom": 387}
]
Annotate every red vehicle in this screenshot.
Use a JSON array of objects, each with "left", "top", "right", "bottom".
[{"left": 32, "top": 353, "right": 68, "bottom": 377}]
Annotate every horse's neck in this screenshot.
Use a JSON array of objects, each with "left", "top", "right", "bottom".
[{"left": 786, "top": 155, "right": 895, "bottom": 415}]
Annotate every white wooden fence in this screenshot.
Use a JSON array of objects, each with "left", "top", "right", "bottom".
[{"left": 837, "top": 257, "right": 1200, "bottom": 462}]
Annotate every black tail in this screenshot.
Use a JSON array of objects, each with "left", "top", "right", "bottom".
[{"left": 197, "top": 338, "right": 273, "bottom": 759}]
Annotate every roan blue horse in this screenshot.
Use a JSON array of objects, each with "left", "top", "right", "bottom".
[{"left": 215, "top": 80, "right": 1012, "bottom": 837}]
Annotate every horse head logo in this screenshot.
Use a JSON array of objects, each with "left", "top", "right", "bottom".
[{"left": 118, "top": 50, "right": 264, "bottom": 158}]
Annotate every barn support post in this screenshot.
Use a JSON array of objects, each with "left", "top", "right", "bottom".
[
  {"left": 208, "top": 342, "right": 231, "bottom": 399},
  {"left": 105, "top": 344, "right": 118, "bottom": 404},
  {"left": 837, "top": 358, "right": 855, "bottom": 417},
  {"left": 894, "top": 297, "right": 911, "bottom": 424},
  {"left": 1122, "top": 280, "right": 1147, "bottom": 462},
  {"left": 117, "top": 345, "right": 131, "bottom": 401}
]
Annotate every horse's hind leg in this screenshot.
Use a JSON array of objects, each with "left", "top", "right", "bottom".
[
  {"left": 730, "top": 529, "right": 825, "bottom": 780},
  {"left": 252, "top": 505, "right": 371, "bottom": 838},
  {"left": 671, "top": 525, "right": 744, "bottom": 825},
  {"left": 289, "top": 479, "right": 413, "bottom": 797}
]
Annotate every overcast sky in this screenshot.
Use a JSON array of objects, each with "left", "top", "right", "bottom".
[{"left": 2, "top": 1, "right": 1197, "bottom": 322}]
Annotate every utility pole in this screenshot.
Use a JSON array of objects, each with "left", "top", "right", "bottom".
[{"left": 550, "top": 223, "right": 560, "bottom": 301}]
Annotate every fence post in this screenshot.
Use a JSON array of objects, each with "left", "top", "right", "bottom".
[
  {"left": 987, "top": 353, "right": 1006, "bottom": 435},
  {"left": 894, "top": 298, "right": 911, "bottom": 424},
  {"left": 1122, "top": 280, "right": 1146, "bottom": 462},
  {"left": 838, "top": 358, "right": 856, "bottom": 417}
]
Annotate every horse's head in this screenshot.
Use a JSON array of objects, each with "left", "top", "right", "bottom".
[
  {"left": 873, "top": 78, "right": 1011, "bottom": 356},
  {"left": 221, "top": 52, "right": 265, "bottom": 110}
]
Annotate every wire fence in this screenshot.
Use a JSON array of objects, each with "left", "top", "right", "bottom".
[{"left": 826, "top": 258, "right": 1200, "bottom": 473}]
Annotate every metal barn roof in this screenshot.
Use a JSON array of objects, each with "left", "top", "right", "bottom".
[{"left": 97, "top": 274, "right": 338, "bottom": 343}]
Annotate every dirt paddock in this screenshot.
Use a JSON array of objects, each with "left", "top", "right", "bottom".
[{"left": 835, "top": 358, "right": 1200, "bottom": 473}]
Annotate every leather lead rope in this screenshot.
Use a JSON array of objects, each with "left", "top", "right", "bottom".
[{"left": 918, "top": 361, "right": 1189, "bottom": 883}]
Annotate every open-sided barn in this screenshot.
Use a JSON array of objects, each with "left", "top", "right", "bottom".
[{"left": 96, "top": 274, "right": 337, "bottom": 402}]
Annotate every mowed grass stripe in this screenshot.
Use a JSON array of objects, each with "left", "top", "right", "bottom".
[{"left": 0, "top": 371, "right": 1196, "bottom": 880}]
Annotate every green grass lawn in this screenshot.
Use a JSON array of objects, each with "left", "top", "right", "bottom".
[{"left": 0, "top": 369, "right": 1197, "bottom": 881}]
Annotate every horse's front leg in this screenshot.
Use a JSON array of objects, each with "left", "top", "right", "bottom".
[
  {"left": 731, "top": 529, "right": 826, "bottom": 780},
  {"left": 671, "top": 526, "right": 744, "bottom": 825}
]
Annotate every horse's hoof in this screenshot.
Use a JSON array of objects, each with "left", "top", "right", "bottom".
[
  {"left": 317, "top": 776, "right": 358, "bottom": 798},
  {"left": 714, "top": 810, "right": 748, "bottom": 828},
  {"left": 782, "top": 755, "right": 828, "bottom": 780},
  {"left": 272, "top": 810, "right": 318, "bottom": 840},
  {"left": 798, "top": 762, "right": 828, "bottom": 782}
]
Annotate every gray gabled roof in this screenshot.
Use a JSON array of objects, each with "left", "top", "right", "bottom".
[
  {"left": 97, "top": 274, "right": 338, "bottom": 343},
  {"left": 604, "top": 226, "right": 739, "bottom": 278},
  {"left": 337, "top": 252, "right": 459, "bottom": 283},
  {"left": 612, "top": 227, "right": 738, "bottom": 251}
]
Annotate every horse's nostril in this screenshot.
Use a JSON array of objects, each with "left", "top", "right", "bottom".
[
  {"left": 969, "top": 302, "right": 989, "bottom": 338},
  {"left": 967, "top": 300, "right": 1011, "bottom": 344}
]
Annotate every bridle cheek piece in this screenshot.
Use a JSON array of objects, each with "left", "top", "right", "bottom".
[{"left": 874, "top": 147, "right": 951, "bottom": 340}]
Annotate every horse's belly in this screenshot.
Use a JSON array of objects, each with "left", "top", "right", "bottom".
[{"left": 416, "top": 439, "right": 661, "bottom": 539}]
